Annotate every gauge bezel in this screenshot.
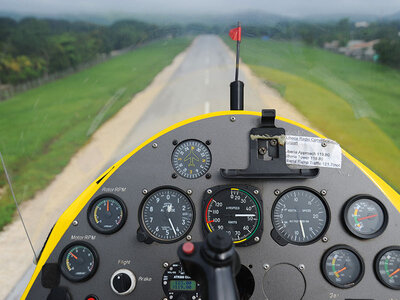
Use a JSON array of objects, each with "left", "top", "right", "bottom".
[
  {"left": 374, "top": 246, "right": 400, "bottom": 290},
  {"left": 138, "top": 186, "right": 196, "bottom": 244},
  {"left": 59, "top": 241, "right": 99, "bottom": 282},
  {"left": 202, "top": 184, "right": 263, "bottom": 247},
  {"left": 271, "top": 186, "right": 331, "bottom": 246},
  {"left": 342, "top": 194, "right": 388, "bottom": 240},
  {"left": 171, "top": 139, "right": 212, "bottom": 179},
  {"left": 87, "top": 193, "right": 128, "bottom": 234},
  {"left": 321, "top": 244, "right": 365, "bottom": 289}
]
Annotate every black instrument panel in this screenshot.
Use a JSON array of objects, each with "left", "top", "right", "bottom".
[{"left": 25, "top": 113, "right": 400, "bottom": 300}]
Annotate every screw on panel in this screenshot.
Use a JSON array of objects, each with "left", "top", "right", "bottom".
[
  {"left": 186, "top": 235, "right": 192, "bottom": 241},
  {"left": 142, "top": 189, "right": 148, "bottom": 195},
  {"left": 206, "top": 140, "right": 211, "bottom": 145},
  {"left": 320, "top": 189, "right": 327, "bottom": 196},
  {"left": 254, "top": 237, "right": 260, "bottom": 242},
  {"left": 207, "top": 189, "right": 213, "bottom": 195},
  {"left": 162, "top": 262, "right": 169, "bottom": 268},
  {"left": 187, "top": 189, "right": 193, "bottom": 195},
  {"left": 270, "top": 139, "right": 277, "bottom": 146},
  {"left": 230, "top": 116, "right": 236, "bottom": 122},
  {"left": 172, "top": 173, "right": 178, "bottom": 179},
  {"left": 254, "top": 189, "right": 259, "bottom": 195},
  {"left": 72, "top": 220, "right": 78, "bottom": 226},
  {"left": 206, "top": 173, "right": 211, "bottom": 179},
  {"left": 322, "top": 236, "right": 328, "bottom": 243},
  {"left": 321, "top": 141, "right": 327, "bottom": 147},
  {"left": 163, "top": 298, "right": 168, "bottom": 300},
  {"left": 274, "top": 189, "right": 280, "bottom": 196},
  {"left": 263, "top": 264, "right": 270, "bottom": 270},
  {"left": 298, "top": 264, "right": 305, "bottom": 271},
  {"left": 258, "top": 147, "right": 267, "bottom": 155},
  {"left": 152, "top": 143, "right": 158, "bottom": 148},
  {"left": 172, "top": 140, "right": 178, "bottom": 145}
]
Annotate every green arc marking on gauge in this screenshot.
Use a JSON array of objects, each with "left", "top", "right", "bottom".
[
  {"left": 235, "top": 189, "right": 261, "bottom": 243},
  {"left": 385, "top": 259, "right": 390, "bottom": 276}
]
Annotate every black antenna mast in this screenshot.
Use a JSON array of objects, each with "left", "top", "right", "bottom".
[{"left": 230, "top": 21, "right": 244, "bottom": 110}]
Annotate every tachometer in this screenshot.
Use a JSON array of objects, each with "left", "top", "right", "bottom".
[
  {"left": 375, "top": 246, "right": 400, "bottom": 290},
  {"left": 203, "top": 185, "right": 263, "bottom": 246},
  {"left": 139, "top": 187, "right": 195, "bottom": 243},
  {"left": 343, "top": 195, "right": 387, "bottom": 239},
  {"left": 272, "top": 187, "right": 329, "bottom": 245}
]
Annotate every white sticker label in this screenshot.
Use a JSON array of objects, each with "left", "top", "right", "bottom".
[{"left": 286, "top": 135, "right": 342, "bottom": 169}]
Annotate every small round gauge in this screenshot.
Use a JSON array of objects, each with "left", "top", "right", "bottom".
[
  {"left": 322, "top": 245, "right": 364, "bottom": 288},
  {"left": 88, "top": 195, "right": 127, "bottom": 234},
  {"left": 375, "top": 246, "right": 400, "bottom": 290},
  {"left": 343, "top": 195, "right": 387, "bottom": 239},
  {"left": 59, "top": 243, "right": 98, "bottom": 282},
  {"left": 272, "top": 187, "right": 329, "bottom": 245},
  {"left": 204, "top": 186, "right": 262, "bottom": 246},
  {"left": 139, "top": 187, "right": 195, "bottom": 243},
  {"left": 172, "top": 140, "right": 211, "bottom": 179}
]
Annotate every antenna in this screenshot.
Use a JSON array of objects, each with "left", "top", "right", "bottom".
[
  {"left": 0, "top": 152, "right": 38, "bottom": 264},
  {"left": 229, "top": 21, "right": 244, "bottom": 110}
]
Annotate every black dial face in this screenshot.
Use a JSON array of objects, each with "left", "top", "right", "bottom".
[
  {"left": 60, "top": 243, "right": 98, "bottom": 282},
  {"left": 172, "top": 140, "right": 211, "bottom": 179},
  {"left": 140, "top": 188, "right": 195, "bottom": 243},
  {"left": 88, "top": 195, "right": 127, "bottom": 234},
  {"left": 162, "top": 262, "right": 201, "bottom": 299},
  {"left": 343, "top": 195, "right": 387, "bottom": 239},
  {"left": 272, "top": 188, "right": 329, "bottom": 245},
  {"left": 375, "top": 247, "right": 400, "bottom": 290},
  {"left": 322, "top": 246, "right": 364, "bottom": 288},
  {"left": 204, "top": 186, "right": 262, "bottom": 246}
]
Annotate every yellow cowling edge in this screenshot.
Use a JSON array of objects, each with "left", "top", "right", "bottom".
[{"left": 21, "top": 110, "right": 400, "bottom": 299}]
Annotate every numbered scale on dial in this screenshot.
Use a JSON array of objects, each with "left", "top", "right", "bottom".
[{"left": 375, "top": 247, "right": 400, "bottom": 290}]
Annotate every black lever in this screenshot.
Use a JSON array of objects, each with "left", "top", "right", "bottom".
[{"left": 178, "top": 231, "right": 241, "bottom": 300}]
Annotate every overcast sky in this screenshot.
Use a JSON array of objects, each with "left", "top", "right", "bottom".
[{"left": 0, "top": 0, "right": 399, "bottom": 17}]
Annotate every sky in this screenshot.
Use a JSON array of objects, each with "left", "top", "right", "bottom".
[{"left": 0, "top": 0, "right": 399, "bottom": 18}]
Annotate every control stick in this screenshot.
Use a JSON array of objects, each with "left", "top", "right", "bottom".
[{"left": 177, "top": 231, "right": 241, "bottom": 300}]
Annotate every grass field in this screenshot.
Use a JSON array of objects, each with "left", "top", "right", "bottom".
[
  {"left": 0, "top": 37, "right": 192, "bottom": 230},
  {"left": 226, "top": 38, "right": 400, "bottom": 191}
]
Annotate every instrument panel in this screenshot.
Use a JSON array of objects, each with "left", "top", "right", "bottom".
[{"left": 25, "top": 112, "right": 400, "bottom": 300}]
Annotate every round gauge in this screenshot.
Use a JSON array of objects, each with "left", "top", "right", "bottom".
[
  {"left": 204, "top": 186, "right": 262, "bottom": 246},
  {"left": 272, "top": 187, "right": 329, "bottom": 245},
  {"left": 88, "top": 195, "right": 127, "bottom": 234},
  {"left": 375, "top": 246, "right": 400, "bottom": 290},
  {"left": 322, "top": 245, "right": 364, "bottom": 288},
  {"left": 172, "top": 140, "right": 211, "bottom": 179},
  {"left": 139, "top": 187, "right": 195, "bottom": 243},
  {"left": 343, "top": 195, "right": 387, "bottom": 239},
  {"left": 59, "top": 243, "right": 98, "bottom": 282},
  {"left": 162, "top": 262, "right": 201, "bottom": 299}
]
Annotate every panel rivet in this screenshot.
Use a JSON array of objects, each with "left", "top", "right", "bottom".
[
  {"left": 321, "top": 142, "right": 327, "bottom": 147},
  {"left": 186, "top": 235, "right": 192, "bottom": 241},
  {"left": 254, "top": 237, "right": 260, "bottom": 242},
  {"left": 152, "top": 143, "right": 158, "bottom": 148},
  {"left": 320, "top": 189, "right": 327, "bottom": 196},
  {"left": 142, "top": 189, "right": 148, "bottom": 195},
  {"left": 187, "top": 189, "right": 193, "bottom": 195},
  {"left": 162, "top": 262, "right": 169, "bottom": 268},
  {"left": 322, "top": 236, "right": 328, "bottom": 243},
  {"left": 263, "top": 264, "right": 270, "bottom": 270},
  {"left": 172, "top": 140, "right": 178, "bottom": 145},
  {"left": 298, "top": 264, "right": 305, "bottom": 271},
  {"left": 230, "top": 116, "right": 236, "bottom": 122},
  {"left": 274, "top": 189, "right": 280, "bottom": 196},
  {"left": 207, "top": 189, "right": 213, "bottom": 194},
  {"left": 254, "top": 189, "right": 259, "bottom": 195},
  {"left": 72, "top": 220, "right": 78, "bottom": 226}
]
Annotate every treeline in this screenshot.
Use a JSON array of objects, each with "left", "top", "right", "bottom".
[
  {"left": 0, "top": 18, "right": 171, "bottom": 84},
  {"left": 243, "top": 19, "right": 400, "bottom": 68}
]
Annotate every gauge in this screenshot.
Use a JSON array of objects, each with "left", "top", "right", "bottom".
[
  {"left": 322, "top": 245, "right": 364, "bottom": 288},
  {"left": 88, "top": 194, "right": 127, "bottom": 234},
  {"left": 59, "top": 243, "right": 98, "bottom": 282},
  {"left": 272, "top": 187, "right": 329, "bottom": 245},
  {"left": 375, "top": 246, "right": 400, "bottom": 290},
  {"left": 139, "top": 187, "right": 195, "bottom": 243},
  {"left": 172, "top": 139, "right": 211, "bottom": 179},
  {"left": 204, "top": 185, "right": 262, "bottom": 246},
  {"left": 162, "top": 262, "right": 201, "bottom": 299},
  {"left": 343, "top": 195, "right": 387, "bottom": 239}
]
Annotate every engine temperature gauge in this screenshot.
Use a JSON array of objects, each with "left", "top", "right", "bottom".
[{"left": 375, "top": 247, "right": 400, "bottom": 290}]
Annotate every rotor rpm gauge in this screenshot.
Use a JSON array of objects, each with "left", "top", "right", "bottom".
[
  {"left": 59, "top": 243, "right": 98, "bottom": 282},
  {"left": 139, "top": 187, "right": 195, "bottom": 243},
  {"left": 203, "top": 185, "right": 263, "bottom": 246},
  {"left": 375, "top": 247, "right": 400, "bottom": 290},
  {"left": 172, "top": 140, "right": 211, "bottom": 179},
  {"left": 272, "top": 187, "right": 329, "bottom": 245},
  {"left": 88, "top": 195, "right": 127, "bottom": 234},
  {"left": 322, "top": 245, "right": 364, "bottom": 288},
  {"left": 343, "top": 195, "right": 387, "bottom": 239}
]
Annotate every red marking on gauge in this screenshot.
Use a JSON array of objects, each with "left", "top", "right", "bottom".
[{"left": 358, "top": 214, "right": 378, "bottom": 221}]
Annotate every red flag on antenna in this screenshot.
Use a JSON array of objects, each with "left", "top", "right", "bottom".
[{"left": 229, "top": 26, "right": 241, "bottom": 41}]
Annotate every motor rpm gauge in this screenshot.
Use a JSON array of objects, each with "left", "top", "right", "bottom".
[
  {"left": 322, "top": 245, "right": 364, "bottom": 288},
  {"left": 88, "top": 195, "right": 127, "bottom": 234},
  {"left": 203, "top": 185, "right": 263, "bottom": 246},
  {"left": 59, "top": 243, "right": 98, "bottom": 282},
  {"left": 139, "top": 187, "right": 195, "bottom": 243},
  {"left": 375, "top": 247, "right": 400, "bottom": 290},
  {"left": 172, "top": 140, "right": 211, "bottom": 179},
  {"left": 343, "top": 195, "right": 387, "bottom": 239},
  {"left": 272, "top": 187, "right": 329, "bottom": 245}
]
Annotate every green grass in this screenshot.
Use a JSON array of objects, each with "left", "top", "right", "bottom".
[
  {"left": 0, "top": 37, "right": 192, "bottom": 230},
  {"left": 225, "top": 38, "right": 400, "bottom": 191}
]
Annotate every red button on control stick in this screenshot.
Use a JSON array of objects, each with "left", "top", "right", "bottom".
[{"left": 182, "top": 242, "right": 195, "bottom": 255}]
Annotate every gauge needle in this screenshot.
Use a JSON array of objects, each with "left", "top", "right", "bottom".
[
  {"left": 69, "top": 252, "right": 78, "bottom": 260},
  {"left": 335, "top": 267, "right": 347, "bottom": 276},
  {"left": 389, "top": 268, "right": 400, "bottom": 278},
  {"left": 357, "top": 214, "right": 377, "bottom": 221},
  {"left": 107, "top": 200, "right": 109, "bottom": 212},
  {"left": 168, "top": 218, "right": 177, "bottom": 235},
  {"left": 235, "top": 214, "right": 256, "bottom": 217},
  {"left": 299, "top": 220, "right": 305, "bottom": 239}
]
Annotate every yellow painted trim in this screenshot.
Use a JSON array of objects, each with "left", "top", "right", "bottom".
[{"left": 22, "top": 110, "right": 399, "bottom": 298}]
